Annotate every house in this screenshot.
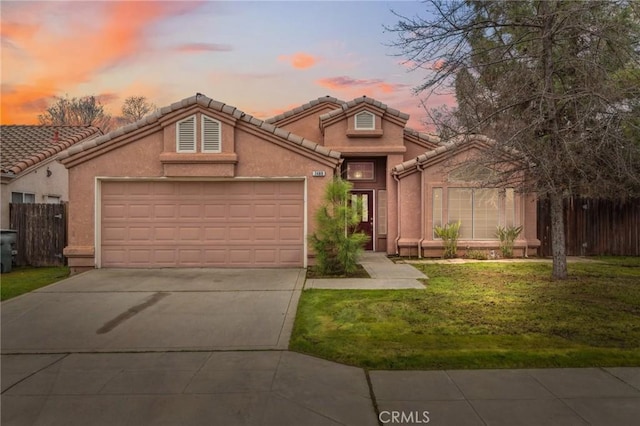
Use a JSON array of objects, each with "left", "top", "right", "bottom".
[
  {"left": 57, "top": 94, "right": 539, "bottom": 272},
  {"left": 1, "top": 125, "right": 102, "bottom": 228}
]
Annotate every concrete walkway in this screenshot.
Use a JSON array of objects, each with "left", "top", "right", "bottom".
[
  {"left": 2, "top": 351, "right": 639, "bottom": 425},
  {"left": 306, "top": 252, "right": 427, "bottom": 289}
]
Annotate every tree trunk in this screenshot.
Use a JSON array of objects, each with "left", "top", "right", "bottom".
[{"left": 549, "top": 192, "right": 568, "bottom": 280}]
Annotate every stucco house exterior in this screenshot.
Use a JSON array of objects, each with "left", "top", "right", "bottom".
[
  {"left": 1, "top": 125, "right": 102, "bottom": 228},
  {"left": 58, "top": 94, "right": 539, "bottom": 272}
]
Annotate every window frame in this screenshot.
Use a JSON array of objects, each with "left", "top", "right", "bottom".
[
  {"left": 432, "top": 186, "right": 516, "bottom": 241},
  {"left": 354, "top": 110, "right": 375, "bottom": 130},
  {"left": 346, "top": 161, "right": 375, "bottom": 181},
  {"left": 11, "top": 191, "right": 36, "bottom": 204},
  {"left": 176, "top": 115, "right": 197, "bottom": 153},
  {"left": 201, "top": 115, "right": 222, "bottom": 153}
]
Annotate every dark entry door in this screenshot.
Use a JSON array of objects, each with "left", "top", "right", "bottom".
[{"left": 351, "top": 190, "right": 374, "bottom": 250}]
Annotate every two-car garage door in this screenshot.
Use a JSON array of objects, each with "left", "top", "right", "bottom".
[{"left": 100, "top": 180, "right": 304, "bottom": 268}]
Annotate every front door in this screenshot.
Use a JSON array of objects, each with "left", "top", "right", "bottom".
[{"left": 351, "top": 190, "right": 374, "bottom": 250}]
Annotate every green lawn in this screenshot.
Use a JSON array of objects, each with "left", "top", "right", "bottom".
[
  {"left": 1, "top": 266, "right": 70, "bottom": 301},
  {"left": 290, "top": 257, "right": 640, "bottom": 370}
]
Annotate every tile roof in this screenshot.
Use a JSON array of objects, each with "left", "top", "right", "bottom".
[
  {"left": 391, "top": 134, "right": 496, "bottom": 175},
  {"left": 264, "top": 96, "right": 345, "bottom": 124},
  {"left": 319, "top": 96, "right": 410, "bottom": 122},
  {"left": 403, "top": 127, "right": 442, "bottom": 146},
  {"left": 59, "top": 94, "right": 341, "bottom": 162},
  {"left": 1, "top": 125, "right": 102, "bottom": 175}
]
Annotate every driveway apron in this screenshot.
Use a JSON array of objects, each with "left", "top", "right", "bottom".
[{"left": 1, "top": 268, "right": 305, "bottom": 353}]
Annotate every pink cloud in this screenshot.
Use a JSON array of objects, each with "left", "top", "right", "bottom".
[
  {"left": 316, "top": 76, "right": 408, "bottom": 95},
  {"left": 278, "top": 52, "right": 319, "bottom": 70},
  {"left": 1, "top": 1, "right": 203, "bottom": 124},
  {"left": 175, "top": 43, "right": 232, "bottom": 53}
]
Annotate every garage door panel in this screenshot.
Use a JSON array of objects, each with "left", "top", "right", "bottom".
[
  {"left": 204, "top": 227, "right": 226, "bottom": 239},
  {"left": 178, "top": 227, "right": 201, "bottom": 241},
  {"left": 129, "top": 249, "right": 151, "bottom": 264},
  {"left": 205, "top": 249, "right": 227, "bottom": 263},
  {"left": 280, "top": 249, "right": 303, "bottom": 264},
  {"left": 155, "top": 227, "right": 176, "bottom": 240},
  {"left": 101, "top": 181, "right": 304, "bottom": 267},
  {"left": 102, "top": 226, "right": 127, "bottom": 242},
  {"left": 179, "top": 204, "right": 201, "bottom": 218},
  {"left": 280, "top": 204, "right": 303, "bottom": 218},
  {"left": 280, "top": 226, "right": 303, "bottom": 241},
  {"left": 229, "top": 204, "right": 252, "bottom": 218},
  {"left": 103, "top": 204, "right": 127, "bottom": 219},
  {"left": 129, "top": 227, "right": 151, "bottom": 240},
  {"left": 255, "top": 227, "right": 276, "bottom": 240},
  {"left": 204, "top": 204, "right": 226, "bottom": 218},
  {"left": 155, "top": 250, "right": 176, "bottom": 263},
  {"left": 154, "top": 205, "right": 176, "bottom": 218}
]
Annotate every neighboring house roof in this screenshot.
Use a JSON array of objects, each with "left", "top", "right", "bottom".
[
  {"left": 59, "top": 94, "right": 342, "bottom": 164},
  {"left": 0, "top": 125, "right": 102, "bottom": 175},
  {"left": 319, "top": 96, "right": 410, "bottom": 123},
  {"left": 264, "top": 96, "right": 345, "bottom": 124}
]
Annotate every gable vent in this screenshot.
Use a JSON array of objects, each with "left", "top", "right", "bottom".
[
  {"left": 355, "top": 111, "right": 375, "bottom": 130},
  {"left": 177, "top": 115, "right": 196, "bottom": 152},
  {"left": 202, "top": 115, "right": 221, "bottom": 152}
]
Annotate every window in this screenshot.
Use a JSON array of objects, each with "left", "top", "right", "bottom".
[
  {"left": 346, "top": 162, "right": 375, "bottom": 180},
  {"left": 354, "top": 111, "right": 375, "bottom": 130},
  {"left": 432, "top": 188, "right": 442, "bottom": 238},
  {"left": 202, "top": 115, "right": 221, "bottom": 152},
  {"left": 176, "top": 115, "right": 196, "bottom": 152},
  {"left": 377, "top": 190, "right": 387, "bottom": 235},
  {"left": 46, "top": 195, "right": 61, "bottom": 204},
  {"left": 11, "top": 192, "right": 35, "bottom": 204},
  {"left": 504, "top": 188, "right": 515, "bottom": 227},
  {"left": 444, "top": 188, "right": 508, "bottom": 240}
]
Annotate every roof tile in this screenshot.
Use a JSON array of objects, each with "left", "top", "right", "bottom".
[
  {"left": 57, "top": 94, "right": 342, "bottom": 165},
  {"left": 0, "top": 125, "right": 101, "bottom": 174},
  {"left": 264, "top": 96, "right": 346, "bottom": 124},
  {"left": 221, "top": 105, "right": 236, "bottom": 115},
  {"left": 274, "top": 128, "right": 290, "bottom": 139}
]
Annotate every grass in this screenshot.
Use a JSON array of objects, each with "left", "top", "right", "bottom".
[
  {"left": 290, "top": 257, "right": 640, "bottom": 370},
  {"left": 1, "top": 266, "right": 70, "bottom": 301}
]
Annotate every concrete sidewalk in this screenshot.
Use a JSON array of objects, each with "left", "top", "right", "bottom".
[
  {"left": 306, "top": 252, "right": 427, "bottom": 289},
  {"left": 3, "top": 351, "right": 639, "bottom": 425}
]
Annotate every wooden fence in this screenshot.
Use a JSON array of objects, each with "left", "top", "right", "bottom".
[
  {"left": 9, "top": 203, "right": 67, "bottom": 266},
  {"left": 537, "top": 198, "right": 640, "bottom": 256}
]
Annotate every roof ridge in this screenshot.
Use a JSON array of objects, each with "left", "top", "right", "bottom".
[
  {"left": 59, "top": 93, "right": 341, "bottom": 161},
  {"left": 319, "top": 95, "right": 410, "bottom": 122},
  {"left": 264, "top": 96, "right": 346, "bottom": 124}
]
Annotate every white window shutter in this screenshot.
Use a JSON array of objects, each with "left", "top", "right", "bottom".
[
  {"left": 355, "top": 111, "right": 375, "bottom": 130},
  {"left": 176, "top": 116, "right": 196, "bottom": 152},
  {"left": 202, "top": 116, "right": 221, "bottom": 152}
]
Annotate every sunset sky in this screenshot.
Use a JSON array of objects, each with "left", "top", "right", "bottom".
[{"left": 1, "top": 0, "right": 455, "bottom": 131}]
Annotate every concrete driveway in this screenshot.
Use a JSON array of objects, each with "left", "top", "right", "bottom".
[{"left": 1, "top": 268, "right": 305, "bottom": 353}]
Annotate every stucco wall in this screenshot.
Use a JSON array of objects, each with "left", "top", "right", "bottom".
[
  {"left": 274, "top": 104, "right": 339, "bottom": 144},
  {"left": 64, "top": 107, "right": 337, "bottom": 269},
  {"left": 396, "top": 147, "right": 540, "bottom": 257},
  {"left": 322, "top": 115, "right": 406, "bottom": 154},
  {"left": 1, "top": 159, "right": 69, "bottom": 228}
]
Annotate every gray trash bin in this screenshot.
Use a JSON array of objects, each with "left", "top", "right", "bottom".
[{"left": 1, "top": 229, "right": 17, "bottom": 273}]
